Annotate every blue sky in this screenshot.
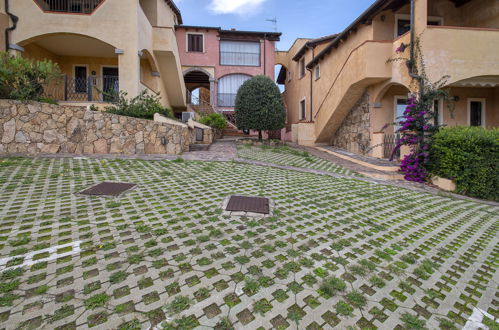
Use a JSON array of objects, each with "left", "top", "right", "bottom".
[{"left": 175, "top": 0, "right": 376, "bottom": 51}]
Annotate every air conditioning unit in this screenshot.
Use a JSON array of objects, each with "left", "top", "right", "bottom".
[{"left": 181, "top": 112, "right": 196, "bottom": 122}]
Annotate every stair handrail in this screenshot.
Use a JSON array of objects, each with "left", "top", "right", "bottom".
[{"left": 187, "top": 90, "right": 216, "bottom": 117}]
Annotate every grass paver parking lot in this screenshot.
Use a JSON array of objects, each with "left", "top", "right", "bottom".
[
  {"left": 236, "top": 144, "right": 359, "bottom": 176},
  {"left": 0, "top": 156, "right": 497, "bottom": 329}
]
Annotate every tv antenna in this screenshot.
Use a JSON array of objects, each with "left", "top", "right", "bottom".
[{"left": 266, "top": 17, "right": 278, "bottom": 32}]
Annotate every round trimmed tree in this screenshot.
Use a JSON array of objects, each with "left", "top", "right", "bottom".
[{"left": 235, "top": 75, "right": 285, "bottom": 140}]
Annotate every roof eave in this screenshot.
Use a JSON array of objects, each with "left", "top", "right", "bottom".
[
  {"left": 306, "top": 0, "right": 401, "bottom": 69},
  {"left": 165, "top": 0, "right": 183, "bottom": 25}
]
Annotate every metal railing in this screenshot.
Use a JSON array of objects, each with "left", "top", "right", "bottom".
[
  {"left": 220, "top": 51, "right": 260, "bottom": 66},
  {"left": 34, "top": 0, "right": 105, "bottom": 14},
  {"left": 43, "top": 75, "right": 118, "bottom": 102},
  {"left": 222, "top": 111, "right": 237, "bottom": 126},
  {"left": 383, "top": 133, "right": 401, "bottom": 159},
  {"left": 186, "top": 90, "right": 215, "bottom": 116},
  {"left": 217, "top": 93, "right": 237, "bottom": 107}
]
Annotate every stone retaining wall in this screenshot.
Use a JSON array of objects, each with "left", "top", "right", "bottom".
[
  {"left": 331, "top": 91, "right": 371, "bottom": 154},
  {"left": 0, "top": 100, "right": 205, "bottom": 155}
]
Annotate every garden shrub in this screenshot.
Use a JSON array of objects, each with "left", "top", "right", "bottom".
[
  {"left": 0, "top": 52, "right": 61, "bottom": 101},
  {"left": 235, "top": 75, "right": 285, "bottom": 140},
  {"left": 199, "top": 113, "right": 228, "bottom": 134},
  {"left": 429, "top": 126, "right": 498, "bottom": 201},
  {"left": 104, "top": 90, "right": 173, "bottom": 120}
]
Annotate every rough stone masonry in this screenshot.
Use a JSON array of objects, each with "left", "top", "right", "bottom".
[{"left": 0, "top": 100, "right": 204, "bottom": 155}]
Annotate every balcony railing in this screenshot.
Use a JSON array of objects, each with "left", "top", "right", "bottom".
[
  {"left": 43, "top": 75, "right": 119, "bottom": 102},
  {"left": 220, "top": 51, "right": 260, "bottom": 67},
  {"left": 34, "top": 0, "right": 105, "bottom": 14},
  {"left": 217, "top": 93, "right": 237, "bottom": 107}
]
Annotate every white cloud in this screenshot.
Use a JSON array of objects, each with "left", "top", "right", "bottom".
[{"left": 208, "top": 0, "right": 267, "bottom": 16}]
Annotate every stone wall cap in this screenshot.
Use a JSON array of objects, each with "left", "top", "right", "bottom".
[
  {"left": 154, "top": 113, "right": 188, "bottom": 128},
  {"left": 188, "top": 119, "right": 211, "bottom": 130}
]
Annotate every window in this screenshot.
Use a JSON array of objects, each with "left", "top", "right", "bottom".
[
  {"left": 187, "top": 33, "right": 203, "bottom": 52},
  {"left": 74, "top": 66, "right": 88, "bottom": 93},
  {"left": 395, "top": 15, "right": 443, "bottom": 38},
  {"left": 394, "top": 97, "right": 407, "bottom": 130},
  {"left": 468, "top": 99, "right": 486, "bottom": 127},
  {"left": 299, "top": 98, "right": 306, "bottom": 120},
  {"left": 433, "top": 99, "right": 443, "bottom": 126},
  {"left": 314, "top": 65, "right": 320, "bottom": 80},
  {"left": 218, "top": 74, "right": 252, "bottom": 107},
  {"left": 220, "top": 40, "right": 260, "bottom": 66},
  {"left": 299, "top": 57, "right": 305, "bottom": 78}
]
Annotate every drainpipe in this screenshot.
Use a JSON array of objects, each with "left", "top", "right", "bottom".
[
  {"left": 263, "top": 34, "right": 267, "bottom": 76},
  {"left": 4, "top": 0, "right": 19, "bottom": 52}
]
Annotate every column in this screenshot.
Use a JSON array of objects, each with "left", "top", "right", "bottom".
[
  {"left": 414, "top": 0, "right": 428, "bottom": 37},
  {"left": 371, "top": 132, "right": 385, "bottom": 158},
  {"left": 118, "top": 49, "right": 141, "bottom": 99},
  {"left": 210, "top": 79, "right": 217, "bottom": 111}
]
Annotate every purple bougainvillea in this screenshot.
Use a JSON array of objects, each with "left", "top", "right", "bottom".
[
  {"left": 391, "top": 96, "right": 434, "bottom": 183},
  {"left": 388, "top": 37, "right": 450, "bottom": 184}
]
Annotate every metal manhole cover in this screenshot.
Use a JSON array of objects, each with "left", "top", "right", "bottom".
[
  {"left": 79, "top": 182, "right": 136, "bottom": 197},
  {"left": 226, "top": 196, "right": 270, "bottom": 214}
]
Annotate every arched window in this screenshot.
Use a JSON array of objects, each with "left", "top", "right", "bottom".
[{"left": 217, "top": 74, "right": 251, "bottom": 107}]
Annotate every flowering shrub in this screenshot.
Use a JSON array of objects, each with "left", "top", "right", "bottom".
[
  {"left": 393, "top": 96, "right": 433, "bottom": 182},
  {"left": 389, "top": 38, "right": 450, "bottom": 183}
]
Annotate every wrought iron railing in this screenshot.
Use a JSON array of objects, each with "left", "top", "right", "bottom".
[
  {"left": 43, "top": 75, "right": 118, "bottom": 102},
  {"left": 34, "top": 0, "right": 105, "bottom": 14},
  {"left": 220, "top": 51, "right": 260, "bottom": 66},
  {"left": 383, "top": 133, "right": 401, "bottom": 159},
  {"left": 186, "top": 90, "right": 215, "bottom": 116},
  {"left": 222, "top": 111, "right": 237, "bottom": 126},
  {"left": 217, "top": 93, "right": 237, "bottom": 107}
]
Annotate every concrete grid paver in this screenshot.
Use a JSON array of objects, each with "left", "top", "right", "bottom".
[{"left": 0, "top": 155, "right": 497, "bottom": 329}]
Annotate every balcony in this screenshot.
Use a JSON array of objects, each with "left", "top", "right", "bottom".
[
  {"left": 33, "top": 0, "right": 105, "bottom": 14},
  {"left": 420, "top": 25, "right": 499, "bottom": 85},
  {"left": 217, "top": 93, "right": 237, "bottom": 108}
]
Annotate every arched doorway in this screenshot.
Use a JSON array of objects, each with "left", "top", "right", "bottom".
[{"left": 183, "top": 69, "right": 212, "bottom": 105}]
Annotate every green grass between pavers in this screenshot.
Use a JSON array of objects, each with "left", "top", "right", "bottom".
[
  {"left": 236, "top": 144, "right": 359, "bottom": 176},
  {"left": 0, "top": 156, "right": 497, "bottom": 329}
]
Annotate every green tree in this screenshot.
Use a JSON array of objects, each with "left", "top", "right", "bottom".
[{"left": 234, "top": 75, "right": 285, "bottom": 140}]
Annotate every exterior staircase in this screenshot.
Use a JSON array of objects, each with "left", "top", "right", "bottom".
[
  {"left": 222, "top": 127, "right": 248, "bottom": 137},
  {"left": 186, "top": 91, "right": 216, "bottom": 117}
]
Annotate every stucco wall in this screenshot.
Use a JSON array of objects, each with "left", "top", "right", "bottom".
[
  {"left": 442, "top": 87, "right": 498, "bottom": 128},
  {"left": 331, "top": 92, "right": 371, "bottom": 154},
  {"left": 371, "top": 85, "right": 498, "bottom": 145},
  {"left": 371, "top": 85, "right": 410, "bottom": 135},
  {"left": 8, "top": 0, "right": 185, "bottom": 109},
  {"left": 280, "top": 39, "right": 313, "bottom": 125},
  {"left": 176, "top": 27, "right": 277, "bottom": 80},
  {"left": 0, "top": 12, "right": 7, "bottom": 52},
  {"left": 0, "top": 100, "right": 195, "bottom": 155}
]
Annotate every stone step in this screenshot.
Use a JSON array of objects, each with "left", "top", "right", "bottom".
[{"left": 189, "top": 144, "right": 210, "bottom": 152}]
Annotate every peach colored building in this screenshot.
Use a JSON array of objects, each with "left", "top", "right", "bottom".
[
  {"left": 278, "top": 0, "right": 499, "bottom": 158},
  {"left": 1, "top": 0, "right": 187, "bottom": 111},
  {"left": 175, "top": 25, "right": 280, "bottom": 121}
]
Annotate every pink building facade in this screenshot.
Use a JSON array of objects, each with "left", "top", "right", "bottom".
[{"left": 175, "top": 25, "right": 280, "bottom": 119}]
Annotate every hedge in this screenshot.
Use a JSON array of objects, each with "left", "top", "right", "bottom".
[{"left": 429, "top": 126, "right": 499, "bottom": 201}]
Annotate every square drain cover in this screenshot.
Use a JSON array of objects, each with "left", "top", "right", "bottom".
[
  {"left": 226, "top": 196, "right": 269, "bottom": 214},
  {"left": 79, "top": 182, "right": 136, "bottom": 197}
]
